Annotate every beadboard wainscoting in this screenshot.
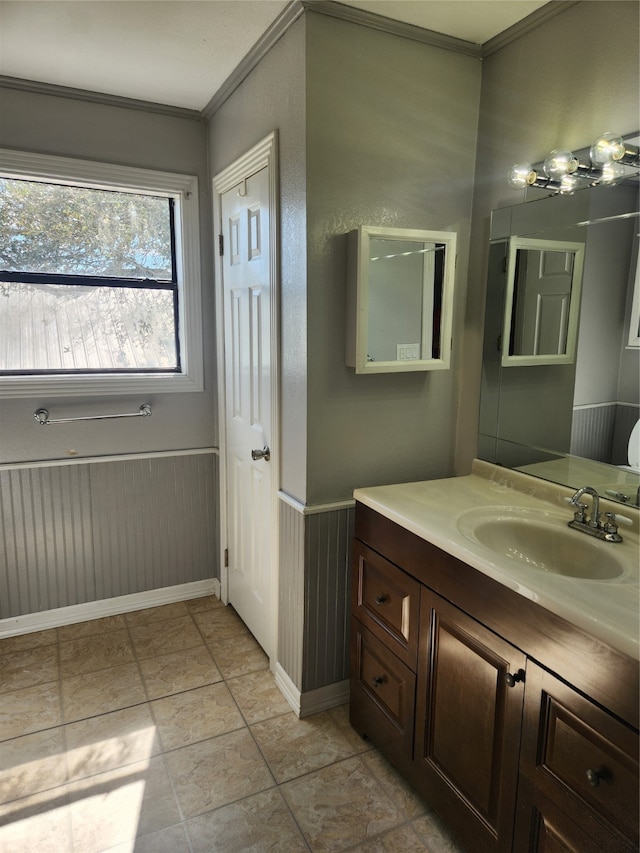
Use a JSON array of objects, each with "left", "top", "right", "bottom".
[
  {"left": 276, "top": 492, "right": 354, "bottom": 717},
  {"left": 571, "top": 402, "right": 640, "bottom": 465},
  {"left": 0, "top": 449, "right": 220, "bottom": 633}
]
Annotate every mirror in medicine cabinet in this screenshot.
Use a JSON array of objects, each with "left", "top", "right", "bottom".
[{"left": 346, "top": 226, "right": 456, "bottom": 373}]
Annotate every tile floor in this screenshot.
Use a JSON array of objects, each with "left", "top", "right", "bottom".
[{"left": 0, "top": 595, "right": 465, "bottom": 852}]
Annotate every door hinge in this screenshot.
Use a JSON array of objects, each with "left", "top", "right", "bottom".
[
  {"left": 224, "top": 548, "right": 229, "bottom": 568},
  {"left": 218, "top": 234, "right": 224, "bottom": 256}
]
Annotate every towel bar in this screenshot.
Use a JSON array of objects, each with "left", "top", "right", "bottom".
[{"left": 34, "top": 404, "right": 152, "bottom": 425}]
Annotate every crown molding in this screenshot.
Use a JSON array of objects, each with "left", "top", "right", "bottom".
[
  {"left": 202, "top": 0, "right": 305, "bottom": 119},
  {"left": 0, "top": 74, "right": 202, "bottom": 120},
  {"left": 482, "top": 1, "right": 580, "bottom": 58},
  {"left": 0, "top": 1, "right": 584, "bottom": 122},
  {"left": 203, "top": 0, "right": 485, "bottom": 120},
  {"left": 305, "top": 1, "right": 481, "bottom": 58}
]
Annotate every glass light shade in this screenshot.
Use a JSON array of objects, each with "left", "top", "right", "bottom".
[
  {"left": 508, "top": 163, "right": 536, "bottom": 189},
  {"left": 559, "top": 174, "right": 580, "bottom": 194},
  {"left": 600, "top": 161, "right": 626, "bottom": 183},
  {"left": 590, "top": 132, "right": 626, "bottom": 165},
  {"left": 544, "top": 149, "right": 579, "bottom": 178}
]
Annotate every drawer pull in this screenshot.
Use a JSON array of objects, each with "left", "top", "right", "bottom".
[
  {"left": 375, "top": 595, "right": 388, "bottom": 605},
  {"left": 586, "top": 768, "right": 604, "bottom": 788},
  {"left": 372, "top": 676, "right": 385, "bottom": 687},
  {"left": 505, "top": 669, "right": 525, "bottom": 688}
]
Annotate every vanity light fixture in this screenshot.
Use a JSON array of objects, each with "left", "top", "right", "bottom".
[
  {"left": 507, "top": 163, "right": 561, "bottom": 190},
  {"left": 543, "top": 149, "right": 603, "bottom": 183},
  {"left": 590, "top": 132, "right": 640, "bottom": 168},
  {"left": 508, "top": 131, "right": 639, "bottom": 193}
]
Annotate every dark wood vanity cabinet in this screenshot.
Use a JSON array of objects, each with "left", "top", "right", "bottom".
[
  {"left": 414, "top": 589, "right": 527, "bottom": 853},
  {"left": 514, "top": 662, "right": 639, "bottom": 852},
  {"left": 349, "top": 503, "right": 639, "bottom": 853}
]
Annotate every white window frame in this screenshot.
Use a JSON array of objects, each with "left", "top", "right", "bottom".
[{"left": 0, "top": 148, "right": 203, "bottom": 398}]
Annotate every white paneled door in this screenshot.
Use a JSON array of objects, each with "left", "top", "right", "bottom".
[
  {"left": 221, "top": 166, "right": 273, "bottom": 657},
  {"left": 516, "top": 247, "right": 575, "bottom": 356}
]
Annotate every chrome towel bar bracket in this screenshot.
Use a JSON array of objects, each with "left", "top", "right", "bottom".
[{"left": 34, "top": 404, "right": 152, "bottom": 425}]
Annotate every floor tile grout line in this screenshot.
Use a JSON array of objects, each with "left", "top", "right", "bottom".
[
  {"left": 180, "top": 786, "right": 315, "bottom": 853},
  {"left": 272, "top": 782, "right": 315, "bottom": 851},
  {"left": 155, "top": 750, "right": 187, "bottom": 835},
  {"left": 275, "top": 755, "right": 429, "bottom": 853},
  {"left": 123, "top": 616, "right": 151, "bottom": 706},
  {"left": 337, "top": 815, "right": 427, "bottom": 853},
  {"left": 128, "top": 619, "right": 207, "bottom": 663}
]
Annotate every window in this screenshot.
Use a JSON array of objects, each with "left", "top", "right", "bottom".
[{"left": 0, "top": 149, "right": 203, "bottom": 397}]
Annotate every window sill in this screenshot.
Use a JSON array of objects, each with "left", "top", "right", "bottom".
[{"left": 0, "top": 370, "right": 204, "bottom": 399}]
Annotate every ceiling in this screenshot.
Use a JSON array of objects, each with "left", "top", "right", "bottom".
[{"left": 0, "top": 1, "right": 550, "bottom": 112}]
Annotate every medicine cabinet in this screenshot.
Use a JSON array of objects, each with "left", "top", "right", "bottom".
[{"left": 345, "top": 226, "right": 456, "bottom": 374}]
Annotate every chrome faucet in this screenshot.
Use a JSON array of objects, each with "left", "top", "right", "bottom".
[{"left": 568, "top": 485, "right": 624, "bottom": 543}]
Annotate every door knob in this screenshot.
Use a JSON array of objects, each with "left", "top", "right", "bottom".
[{"left": 251, "top": 446, "right": 270, "bottom": 462}]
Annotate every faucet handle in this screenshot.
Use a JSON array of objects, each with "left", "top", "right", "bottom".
[
  {"left": 603, "top": 513, "right": 618, "bottom": 535},
  {"left": 571, "top": 500, "right": 588, "bottom": 523},
  {"left": 565, "top": 497, "right": 588, "bottom": 516},
  {"left": 605, "top": 512, "right": 633, "bottom": 527}
]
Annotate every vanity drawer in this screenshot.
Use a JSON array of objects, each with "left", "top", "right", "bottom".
[
  {"left": 521, "top": 662, "right": 639, "bottom": 844},
  {"left": 350, "top": 618, "right": 416, "bottom": 762},
  {"left": 353, "top": 540, "right": 420, "bottom": 669}
]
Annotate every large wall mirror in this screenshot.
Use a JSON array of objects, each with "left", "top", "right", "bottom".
[
  {"left": 479, "top": 180, "right": 640, "bottom": 507},
  {"left": 346, "top": 226, "right": 456, "bottom": 373}
]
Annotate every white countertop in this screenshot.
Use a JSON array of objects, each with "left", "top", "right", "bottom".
[{"left": 353, "top": 461, "right": 640, "bottom": 660}]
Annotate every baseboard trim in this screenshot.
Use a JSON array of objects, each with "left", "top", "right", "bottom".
[
  {"left": 273, "top": 663, "right": 349, "bottom": 718},
  {"left": 0, "top": 578, "right": 220, "bottom": 638},
  {"left": 299, "top": 678, "right": 350, "bottom": 717},
  {"left": 274, "top": 662, "right": 302, "bottom": 715}
]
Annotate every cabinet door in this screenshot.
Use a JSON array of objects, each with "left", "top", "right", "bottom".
[
  {"left": 517, "top": 661, "right": 638, "bottom": 852},
  {"left": 414, "top": 588, "right": 526, "bottom": 853}
]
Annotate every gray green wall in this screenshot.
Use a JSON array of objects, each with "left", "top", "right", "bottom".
[
  {"left": 304, "top": 13, "right": 480, "bottom": 504},
  {"left": 208, "top": 17, "right": 308, "bottom": 503},
  {"left": 0, "top": 87, "right": 215, "bottom": 462},
  {"left": 209, "top": 11, "right": 481, "bottom": 507}
]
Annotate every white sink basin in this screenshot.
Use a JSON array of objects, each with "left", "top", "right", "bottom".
[{"left": 456, "top": 507, "right": 626, "bottom": 580}]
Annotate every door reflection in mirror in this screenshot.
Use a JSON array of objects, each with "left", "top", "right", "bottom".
[{"left": 502, "top": 237, "right": 584, "bottom": 367}]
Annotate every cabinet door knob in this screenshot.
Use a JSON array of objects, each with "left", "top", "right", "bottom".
[
  {"left": 505, "top": 669, "right": 525, "bottom": 688},
  {"left": 586, "top": 768, "right": 602, "bottom": 787},
  {"left": 372, "top": 676, "right": 384, "bottom": 687},
  {"left": 375, "top": 595, "right": 388, "bottom": 605}
]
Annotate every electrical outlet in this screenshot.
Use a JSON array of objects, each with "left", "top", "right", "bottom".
[{"left": 397, "top": 343, "right": 420, "bottom": 360}]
